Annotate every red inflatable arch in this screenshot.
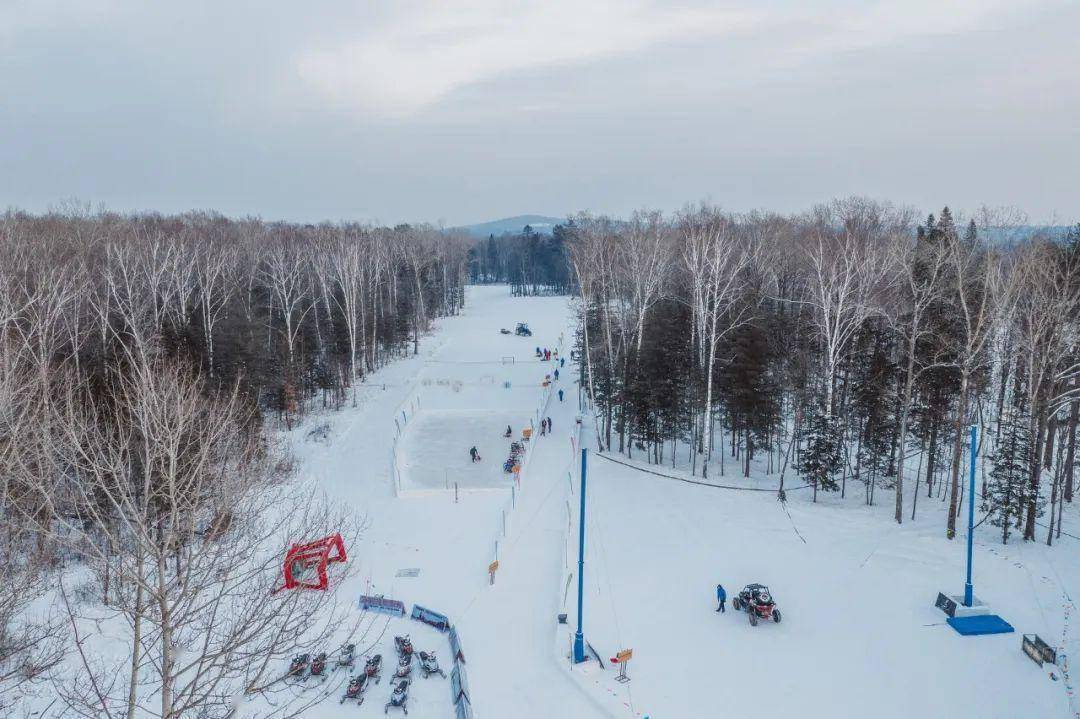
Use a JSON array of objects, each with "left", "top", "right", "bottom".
[{"left": 274, "top": 533, "right": 347, "bottom": 593}]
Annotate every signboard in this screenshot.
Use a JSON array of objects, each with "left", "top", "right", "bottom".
[
  {"left": 1022, "top": 634, "right": 1057, "bottom": 667},
  {"left": 935, "top": 592, "right": 958, "bottom": 618},
  {"left": 488, "top": 560, "right": 499, "bottom": 574},
  {"left": 359, "top": 595, "right": 406, "bottom": 616},
  {"left": 410, "top": 604, "right": 450, "bottom": 632}
]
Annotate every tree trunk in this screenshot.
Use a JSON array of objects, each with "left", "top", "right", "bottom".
[
  {"left": 894, "top": 338, "right": 917, "bottom": 523},
  {"left": 1023, "top": 397, "right": 1047, "bottom": 541},
  {"left": 1064, "top": 400, "right": 1078, "bottom": 503}
]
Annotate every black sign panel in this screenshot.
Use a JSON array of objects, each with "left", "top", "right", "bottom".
[{"left": 935, "top": 592, "right": 958, "bottom": 617}]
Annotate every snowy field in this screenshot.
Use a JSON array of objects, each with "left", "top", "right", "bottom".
[
  {"left": 276, "top": 284, "right": 1078, "bottom": 719},
  {"left": 561, "top": 438, "right": 1080, "bottom": 718}
]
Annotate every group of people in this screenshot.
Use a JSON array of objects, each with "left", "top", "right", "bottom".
[
  {"left": 539, "top": 416, "right": 553, "bottom": 435},
  {"left": 535, "top": 347, "right": 558, "bottom": 361}
]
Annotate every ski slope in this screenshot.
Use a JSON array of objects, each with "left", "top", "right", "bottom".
[
  {"left": 287, "top": 285, "right": 604, "bottom": 718},
  {"left": 286, "top": 284, "right": 1078, "bottom": 719}
]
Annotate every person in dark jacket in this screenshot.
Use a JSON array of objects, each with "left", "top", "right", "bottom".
[
  {"left": 470, "top": 446, "right": 481, "bottom": 462},
  {"left": 558, "top": 389, "right": 564, "bottom": 402},
  {"left": 716, "top": 584, "right": 726, "bottom": 612}
]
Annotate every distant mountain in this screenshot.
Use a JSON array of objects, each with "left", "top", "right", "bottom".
[
  {"left": 453, "top": 214, "right": 564, "bottom": 238},
  {"left": 979, "top": 225, "right": 1074, "bottom": 246}
]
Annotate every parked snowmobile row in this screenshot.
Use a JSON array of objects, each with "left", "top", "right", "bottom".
[
  {"left": 287, "top": 633, "right": 442, "bottom": 709},
  {"left": 385, "top": 678, "right": 410, "bottom": 714},
  {"left": 504, "top": 439, "right": 525, "bottom": 474},
  {"left": 394, "top": 653, "right": 413, "bottom": 680},
  {"left": 287, "top": 644, "right": 354, "bottom": 683},
  {"left": 418, "top": 650, "right": 447, "bottom": 678},
  {"left": 338, "top": 654, "right": 383, "bottom": 705}
]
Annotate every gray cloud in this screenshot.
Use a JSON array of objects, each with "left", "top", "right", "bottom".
[{"left": 1, "top": 1, "right": 1076, "bottom": 226}]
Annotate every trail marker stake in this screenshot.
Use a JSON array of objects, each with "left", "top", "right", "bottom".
[{"left": 611, "top": 649, "right": 632, "bottom": 683}]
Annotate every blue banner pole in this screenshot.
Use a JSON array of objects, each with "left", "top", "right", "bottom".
[
  {"left": 573, "top": 448, "right": 588, "bottom": 663},
  {"left": 964, "top": 424, "right": 976, "bottom": 607}
]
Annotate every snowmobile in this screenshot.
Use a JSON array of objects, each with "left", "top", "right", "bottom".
[
  {"left": 341, "top": 674, "right": 367, "bottom": 704},
  {"left": 309, "top": 652, "right": 327, "bottom": 679},
  {"left": 418, "top": 650, "right": 446, "bottom": 679},
  {"left": 364, "top": 654, "right": 383, "bottom": 683},
  {"left": 384, "top": 679, "right": 410, "bottom": 715},
  {"left": 500, "top": 328, "right": 511, "bottom": 334},
  {"left": 393, "top": 654, "right": 413, "bottom": 680},
  {"left": 287, "top": 653, "right": 310, "bottom": 678},
  {"left": 394, "top": 634, "right": 413, "bottom": 658},
  {"left": 336, "top": 643, "right": 356, "bottom": 669},
  {"left": 731, "top": 583, "right": 782, "bottom": 626},
  {"left": 515, "top": 322, "right": 532, "bottom": 337}
]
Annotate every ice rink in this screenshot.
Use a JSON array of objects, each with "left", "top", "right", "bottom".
[{"left": 399, "top": 409, "right": 530, "bottom": 491}]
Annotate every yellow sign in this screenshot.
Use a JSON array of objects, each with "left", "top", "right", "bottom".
[
  {"left": 615, "top": 649, "right": 633, "bottom": 663},
  {"left": 488, "top": 560, "right": 499, "bottom": 574}
]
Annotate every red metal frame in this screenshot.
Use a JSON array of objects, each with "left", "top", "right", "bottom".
[{"left": 275, "top": 533, "right": 347, "bottom": 593}]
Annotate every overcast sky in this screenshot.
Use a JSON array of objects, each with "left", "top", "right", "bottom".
[{"left": 1, "top": 1, "right": 1077, "bottom": 226}]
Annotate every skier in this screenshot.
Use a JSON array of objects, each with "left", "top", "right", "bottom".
[
  {"left": 554, "top": 368, "right": 560, "bottom": 381},
  {"left": 560, "top": 357, "right": 565, "bottom": 368},
  {"left": 535, "top": 347, "right": 541, "bottom": 357},
  {"left": 540, "top": 420, "right": 547, "bottom": 436},
  {"left": 546, "top": 416, "right": 552, "bottom": 432},
  {"left": 716, "top": 583, "right": 726, "bottom": 613},
  {"left": 504, "top": 425, "right": 512, "bottom": 437},
  {"left": 469, "top": 446, "right": 481, "bottom": 463},
  {"left": 558, "top": 389, "right": 564, "bottom": 402}
]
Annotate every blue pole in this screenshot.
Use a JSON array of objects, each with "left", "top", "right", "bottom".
[
  {"left": 573, "top": 448, "right": 588, "bottom": 663},
  {"left": 964, "top": 424, "right": 976, "bottom": 607}
]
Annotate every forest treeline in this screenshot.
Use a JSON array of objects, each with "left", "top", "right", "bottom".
[
  {"left": 469, "top": 223, "right": 573, "bottom": 295},
  {"left": 559, "top": 201, "right": 1080, "bottom": 548},
  {"left": 0, "top": 207, "right": 470, "bottom": 715}
]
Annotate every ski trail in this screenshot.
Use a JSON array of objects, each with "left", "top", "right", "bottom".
[{"left": 1040, "top": 549, "right": 1080, "bottom": 718}]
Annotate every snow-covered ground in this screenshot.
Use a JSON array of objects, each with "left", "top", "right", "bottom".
[
  {"left": 283, "top": 285, "right": 598, "bottom": 718},
  {"left": 564, "top": 432, "right": 1080, "bottom": 718},
  {"left": 282, "top": 284, "right": 1079, "bottom": 719}
]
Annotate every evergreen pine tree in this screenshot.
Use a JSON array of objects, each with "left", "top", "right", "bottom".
[
  {"left": 798, "top": 403, "right": 843, "bottom": 496},
  {"left": 984, "top": 399, "right": 1034, "bottom": 544}
]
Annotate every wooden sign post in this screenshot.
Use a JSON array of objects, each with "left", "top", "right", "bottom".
[
  {"left": 488, "top": 560, "right": 499, "bottom": 586},
  {"left": 610, "top": 648, "right": 633, "bottom": 683}
]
